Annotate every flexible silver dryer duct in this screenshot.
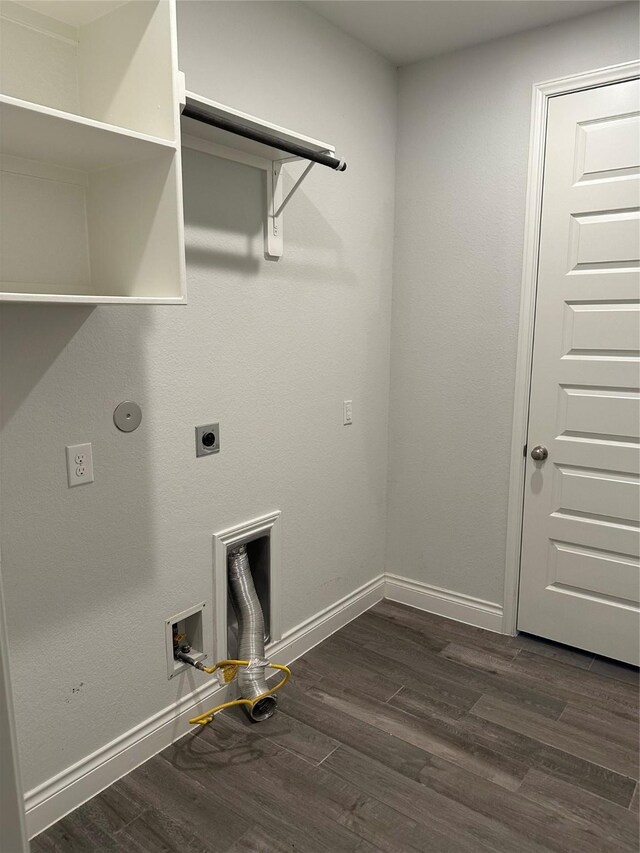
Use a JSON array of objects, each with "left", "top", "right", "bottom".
[{"left": 228, "top": 544, "right": 277, "bottom": 721}]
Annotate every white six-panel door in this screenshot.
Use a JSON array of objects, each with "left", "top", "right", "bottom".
[{"left": 518, "top": 78, "right": 640, "bottom": 664}]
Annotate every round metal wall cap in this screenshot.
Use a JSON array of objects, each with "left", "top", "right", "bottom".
[{"left": 113, "top": 401, "right": 142, "bottom": 433}]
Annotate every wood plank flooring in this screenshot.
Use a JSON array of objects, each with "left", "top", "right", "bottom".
[{"left": 32, "top": 601, "right": 639, "bottom": 852}]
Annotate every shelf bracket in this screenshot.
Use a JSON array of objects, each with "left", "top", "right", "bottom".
[
  {"left": 266, "top": 162, "right": 284, "bottom": 258},
  {"left": 275, "top": 161, "right": 316, "bottom": 218},
  {"left": 266, "top": 160, "right": 317, "bottom": 258}
]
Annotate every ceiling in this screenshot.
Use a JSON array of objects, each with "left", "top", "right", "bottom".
[{"left": 305, "top": 1, "right": 622, "bottom": 66}]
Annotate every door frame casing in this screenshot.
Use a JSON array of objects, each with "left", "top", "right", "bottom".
[{"left": 502, "top": 59, "right": 640, "bottom": 636}]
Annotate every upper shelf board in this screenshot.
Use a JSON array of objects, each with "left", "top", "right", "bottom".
[
  {"left": 181, "top": 91, "right": 336, "bottom": 165},
  {"left": 0, "top": 96, "right": 176, "bottom": 173}
]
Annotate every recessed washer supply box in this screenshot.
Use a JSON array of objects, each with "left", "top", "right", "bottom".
[{"left": 165, "top": 601, "right": 211, "bottom": 679}]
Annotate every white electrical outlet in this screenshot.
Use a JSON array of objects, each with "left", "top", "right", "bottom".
[
  {"left": 343, "top": 400, "right": 353, "bottom": 425},
  {"left": 66, "top": 443, "right": 94, "bottom": 487}
]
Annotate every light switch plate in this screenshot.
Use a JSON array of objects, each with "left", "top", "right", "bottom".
[
  {"left": 343, "top": 400, "right": 353, "bottom": 425},
  {"left": 66, "top": 443, "right": 94, "bottom": 487}
]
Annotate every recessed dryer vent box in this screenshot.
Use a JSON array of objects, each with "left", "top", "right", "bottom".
[
  {"left": 165, "top": 601, "right": 211, "bottom": 680},
  {"left": 212, "top": 510, "right": 282, "bottom": 666}
]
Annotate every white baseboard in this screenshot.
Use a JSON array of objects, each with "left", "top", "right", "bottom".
[
  {"left": 385, "top": 573, "right": 503, "bottom": 633},
  {"left": 267, "top": 573, "right": 385, "bottom": 663},
  {"left": 25, "top": 574, "right": 385, "bottom": 840}
]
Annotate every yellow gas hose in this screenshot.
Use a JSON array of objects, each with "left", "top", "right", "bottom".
[{"left": 188, "top": 659, "right": 291, "bottom": 726}]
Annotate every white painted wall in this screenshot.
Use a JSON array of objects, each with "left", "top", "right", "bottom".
[
  {"left": 0, "top": 1, "right": 396, "bottom": 792},
  {"left": 386, "top": 2, "right": 640, "bottom": 608}
]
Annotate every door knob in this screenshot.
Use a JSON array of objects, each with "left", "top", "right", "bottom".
[{"left": 531, "top": 445, "right": 548, "bottom": 461}]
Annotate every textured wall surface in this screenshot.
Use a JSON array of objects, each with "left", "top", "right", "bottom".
[
  {"left": 386, "top": 2, "right": 639, "bottom": 606},
  {"left": 0, "top": 0, "right": 396, "bottom": 790}
]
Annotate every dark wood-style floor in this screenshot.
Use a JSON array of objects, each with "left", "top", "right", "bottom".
[{"left": 33, "top": 601, "right": 639, "bottom": 852}]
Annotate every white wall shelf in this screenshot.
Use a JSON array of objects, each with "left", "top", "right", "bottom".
[
  {"left": 180, "top": 89, "right": 345, "bottom": 258},
  {"left": 1, "top": 96, "right": 177, "bottom": 172},
  {"left": 181, "top": 91, "right": 337, "bottom": 166},
  {"left": 1, "top": 0, "right": 177, "bottom": 141},
  {"left": 0, "top": 0, "right": 186, "bottom": 304},
  {"left": 0, "top": 0, "right": 344, "bottom": 298}
]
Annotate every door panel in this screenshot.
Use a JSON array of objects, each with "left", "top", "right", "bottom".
[
  {"left": 548, "top": 540, "right": 639, "bottom": 605},
  {"left": 562, "top": 302, "right": 639, "bottom": 355},
  {"left": 558, "top": 385, "right": 639, "bottom": 441},
  {"left": 518, "top": 78, "right": 640, "bottom": 664},
  {"left": 569, "top": 209, "right": 639, "bottom": 269},
  {"left": 576, "top": 112, "right": 640, "bottom": 181},
  {"left": 553, "top": 464, "right": 638, "bottom": 526}
]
